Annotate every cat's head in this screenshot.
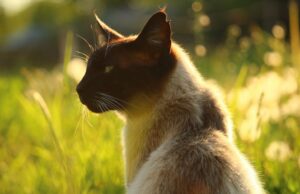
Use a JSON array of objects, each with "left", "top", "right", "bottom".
[{"left": 76, "top": 11, "right": 176, "bottom": 113}]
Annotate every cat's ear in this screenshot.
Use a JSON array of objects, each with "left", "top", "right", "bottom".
[
  {"left": 136, "top": 11, "right": 171, "bottom": 52},
  {"left": 94, "top": 12, "right": 123, "bottom": 46}
]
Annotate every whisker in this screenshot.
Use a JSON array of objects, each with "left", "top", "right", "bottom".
[
  {"left": 99, "top": 93, "right": 124, "bottom": 103},
  {"left": 95, "top": 98, "right": 107, "bottom": 113},
  {"left": 75, "top": 51, "right": 89, "bottom": 58},
  {"left": 94, "top": 99, "right": 102, "bottom": 112},
  {"left": 94, "top": 94, "right": 118, "bottom": 111},
  {"left": 100, "top": 102, "right": 107, "bottom": 112},
  {"left": 101, "top": 93, "right": 137, "bottom": 109},
  {"left": 77, "top": 106, "right": 89, "bottom": 142},
  {"left": 97, "top": 93, "right": 125, "bottom": 109},
  {"left": 90, "top": 24, "right": 99, "bottom": 50},
  {"left": 73, "top": 55, "right": 88, "bottom": 62},
  {"left": 74, "top": 105, "right": 84, "bottom": 136},
  {"left": 101, "top": 96, "right": 121, "bottom": 110},
  {"left": 109, "top": 98, "right": 125, "bottom": 110},
  {"left": 76, "top": 34, "right": 95, "bottom": 52},
  {"left": 102, "top": 101, "right": 110, "bottom": 112},
  {"left": 83, "top": 108, "right": 95, "bottom": 128},
  {"left": 103, "top": 99, "right": 125, "bottom": 110},
  {"left": 95, "top": 92, "right": 126, "bottom": 111}
]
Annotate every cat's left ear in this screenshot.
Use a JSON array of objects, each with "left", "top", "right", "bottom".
[
  {"left": 94, "top": 12, "right": 124, "bottom": 46},
  {"left": 136, "top": 11, "right": 171, "bottom": 52}
]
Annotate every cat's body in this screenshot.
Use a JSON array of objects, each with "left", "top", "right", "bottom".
[
  {"left": 77, "top": 11, "right": 264, "bottom": 194},
  {"left": 123, "top": 43, "right": 264, "bottom": 194}
]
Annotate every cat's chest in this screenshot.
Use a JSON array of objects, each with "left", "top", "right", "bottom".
[{"left": 122, "top": 116, "right": 153, "bottom": 183}]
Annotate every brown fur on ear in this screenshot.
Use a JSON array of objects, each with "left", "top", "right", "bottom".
[
  {"left": 94, "top": 12, "right": 124, "bottom": 45},
  {"left": 136, "top": 11, "right": 171, "bottom": 52}
]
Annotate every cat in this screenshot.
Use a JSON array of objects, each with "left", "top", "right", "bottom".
[{"left": 76, "top": 10, "right": 265, "bottom": 194}]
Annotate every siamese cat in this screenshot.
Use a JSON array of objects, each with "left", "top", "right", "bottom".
[{"left": 76, "top": 11, "right": 265, "bottom": 194}]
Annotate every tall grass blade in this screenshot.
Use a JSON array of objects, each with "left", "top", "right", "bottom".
[
  {"left": 289, "top": 0, "right": 300, "bottom": 69},
  {"left": 31, "top": 91, "right": 77, "bottom": 194}
]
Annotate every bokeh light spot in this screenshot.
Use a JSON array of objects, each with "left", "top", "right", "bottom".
[{"left": 195, "top": 44, "right": 207, "bottom": 57}]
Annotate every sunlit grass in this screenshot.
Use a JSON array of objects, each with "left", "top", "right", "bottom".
[
  {"left": 1, "top": 13, "right": 300, "bottom": 194},
  {"left": 0, "top": 70, "right": 125, "bottom": 194},
  {"left": 0, "top": 35, "right": 124, "bottom": 193}
]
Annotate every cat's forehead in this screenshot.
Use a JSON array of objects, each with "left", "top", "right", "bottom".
[{"left": 89, "top": 36, "right": 154, "bottom": 68}]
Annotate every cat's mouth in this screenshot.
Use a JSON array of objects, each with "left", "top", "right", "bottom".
[
  {"left": 80, "top": 98, "right": 111, "bottom": 113},
  {"left": 78, "top": 94, "right": 104, "bottom": 113},
  {"left": 78, "top": 93, "right": 123, "bottom": 113}
]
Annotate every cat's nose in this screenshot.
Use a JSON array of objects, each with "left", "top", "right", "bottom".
[
  {"left": 76, "top": 84, "right": 87, "bottom": 104},
  {"left": 76, "top": 83, "right": 84, "bottom": 95}
]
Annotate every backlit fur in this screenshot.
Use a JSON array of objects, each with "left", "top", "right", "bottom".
[
  {"left": 77, "top": 11, "right": 265, "bottom": 194},
  {"left": 124, "top": 43, "right": 264, "bottom": 194}
]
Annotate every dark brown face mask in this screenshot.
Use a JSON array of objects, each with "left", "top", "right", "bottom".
[{"left": 76, "top": 11, "right": 176, "bottom": 113}]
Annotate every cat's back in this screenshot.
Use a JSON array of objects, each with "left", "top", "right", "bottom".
[{"left": 128, "top": 129, "right": 264, "bottom": 194}]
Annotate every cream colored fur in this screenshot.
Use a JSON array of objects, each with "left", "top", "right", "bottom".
[{"left": 120, "top": 43, "right": 264, "bottom": 194}]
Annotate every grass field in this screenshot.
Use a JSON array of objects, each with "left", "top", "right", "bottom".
[{"left": 1, "top": 27, "right": 300, "bottom": 194}]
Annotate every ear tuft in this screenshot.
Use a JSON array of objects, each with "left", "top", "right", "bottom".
[{"left": 137, "top": 11, "right": 171, "bottom": 51}]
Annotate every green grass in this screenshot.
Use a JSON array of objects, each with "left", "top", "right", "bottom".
[
  {"left": 0, "top": 29, "right": 300, "bottom": 194},
  {"left": 0, "top": 70, "right": 125, "bottom": 194}
]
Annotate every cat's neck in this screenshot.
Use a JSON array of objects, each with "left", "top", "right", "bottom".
[
  {"left": 122, "top": 44, "right": 202, "bottom": 183},
  {"left": 126, "top": 43, "right": 205, "bottom": 121},
  {"left": 121, "top": 43, "right": 231, "bottom": 184}
]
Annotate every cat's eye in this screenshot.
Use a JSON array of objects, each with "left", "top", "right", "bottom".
[{"left": 104, "top": 65, "right": 114, "bottom": 73}]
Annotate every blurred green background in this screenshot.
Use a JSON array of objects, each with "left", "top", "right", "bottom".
[{"left": 0, "top": 0, "right": 300, "bottom": 193}]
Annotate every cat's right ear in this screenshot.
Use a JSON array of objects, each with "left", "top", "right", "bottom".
[{"left": 94, "top": 12, "right": 124, "bottom": 46}]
